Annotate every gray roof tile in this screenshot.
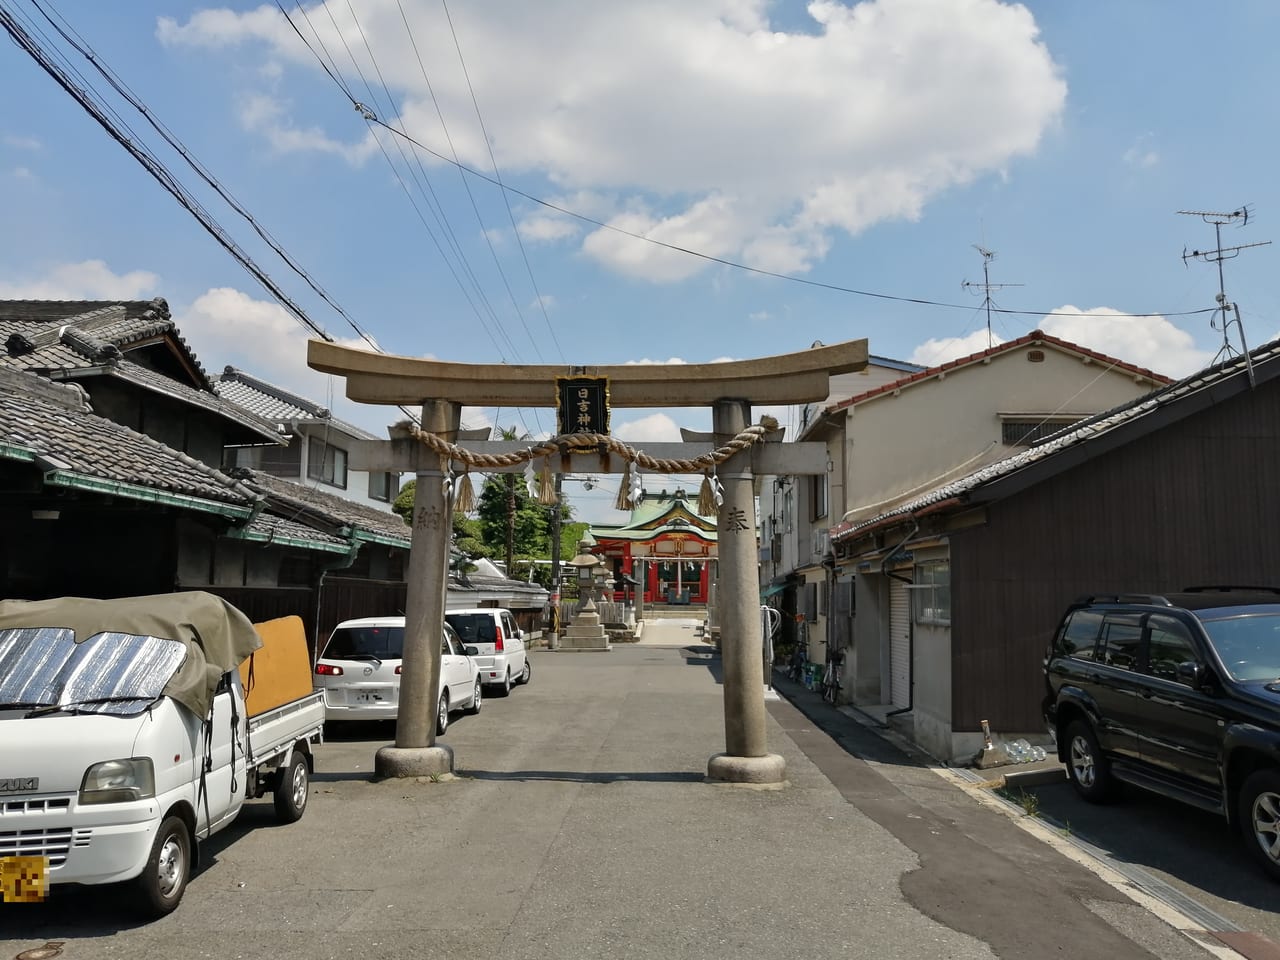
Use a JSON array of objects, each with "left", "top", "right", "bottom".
[
  {"left": 0, "top": 368, "right": 257, "bottom": 507},
  {"left": 237, "top": 469, "right": 411, "bottom": 546},
  {"left": 214, "top": 367, "right": 382, "bottom": 441}
]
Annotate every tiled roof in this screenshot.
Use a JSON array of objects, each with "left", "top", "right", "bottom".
[
  {"left": 237, "top": 469, "right": 411, "bottom": 546},
  {"left": 214, "top": 367, "right": 382, "bottom": 441},
  {"left": 241, "top": 512, "right": 351, "bottom": 551},
  {"left": 825, "top": 330, "right": 1173, "bottom": 415},
  {"left": 0, "top": 303, "right": 281, "bottom": 444},
  {"left": 831, "top": 338, "right": 1280, "bottom": 543},
  {"left": 0, "top": 298, "right": 214, "bottom": 389},
  {"left": 0, "top": 367, "right": 258, "bottom": 508}
]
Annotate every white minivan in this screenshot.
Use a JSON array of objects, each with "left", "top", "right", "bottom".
[
  {"left": 445, "top": 608, "right": 529, "bottom": 696},
  {"left": 314, "top": 617, "right": 481, "bottom": 734}
]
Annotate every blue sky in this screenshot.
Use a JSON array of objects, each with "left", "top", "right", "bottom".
[{"left": 2, "top": 0, "right": 1278, "bottom": 522}]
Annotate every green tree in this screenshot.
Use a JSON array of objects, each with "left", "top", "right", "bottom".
[
  {"left": 495, "top": 425, "right": 527, "bottom": 575},
  {"left": 476, "top": 474, "right": 548, "bottom": 573}
]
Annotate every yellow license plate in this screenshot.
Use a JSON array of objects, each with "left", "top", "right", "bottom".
[{"left": 1, "top": 855, "right": 48, "bottom": 903}]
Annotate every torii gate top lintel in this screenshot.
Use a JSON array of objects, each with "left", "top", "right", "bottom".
[{"left": 307, "top": 338, "right": 868, "bottom": 407}]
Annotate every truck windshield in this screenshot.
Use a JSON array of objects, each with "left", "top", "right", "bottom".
[
  {"left": 1197, "top": 611, "right": 1280, "bottom": 681},
  {"left": 323, "top": 626, "right": 405, "bottom": 660},
  {"left": 0, "top": 628, "right": 186, "bottom": 715}
]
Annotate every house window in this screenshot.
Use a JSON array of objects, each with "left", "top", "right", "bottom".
[
  {"left": 810, "top": 473, "right": 828, "bottom": 522},
  {"left": 911, "top": 560, "right": 950, "bottom": 624},
  {"left": 1001, "top": 418, "right": 1082, "bottom": 446},
  {"left": 368, "top": 471, "right": 395, "bottom": 502},
  {"left": 784, "top": 490, "right": 794, "bottom": 534},
  {"left": 307, "top": 437, "right": 348, "bottom": 488}
]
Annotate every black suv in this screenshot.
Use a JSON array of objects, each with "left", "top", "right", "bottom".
[{"left": 1043, "top": 587, "right": 1280, "bottom": 880}]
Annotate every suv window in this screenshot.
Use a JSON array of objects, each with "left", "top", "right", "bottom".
[
  {"left": 324, "top": 625, "right": 404, "bottom": 659},
  {"left": 1198, "top": 611, "right": 1280, "bottom": 681},
  {"left": 1145, "top": 615, "right": 1198, "bottom": 683},
  {"left": 1099, "top": 614, "right": 1142, "bottom": 671},
  {"left": 1058, "top": 610, "right": 1103, "bottom": 660}
]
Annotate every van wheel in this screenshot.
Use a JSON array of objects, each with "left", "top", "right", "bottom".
[
  {"left": 1238, "top": 768, "right": 1280, "bottom": 880},
  {"left": 466, "top": 677, "right": 483, "bottom": 715},
  {"left": 518, "top": 658, "right": 532, "bottom": 685},
  {"left": 1064, "top": 719, "right": 1119, "bottom": 803},
  {"left": 135, "top": 815, "right": 191, "bottom": 917},
  {"left": 436, "top": 692, "right": 450, "bottom": 735},
  {"left": 497, "top": 669, "right": 512, "bottom": 697},
  {"left": 273, "top": 753, "right": 309, "bottom": 824}
]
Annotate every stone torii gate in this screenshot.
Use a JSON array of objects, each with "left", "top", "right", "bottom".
[{"left": 308, "top": 337, "right": 867, "bottom": 784}]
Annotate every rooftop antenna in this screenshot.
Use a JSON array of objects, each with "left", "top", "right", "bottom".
[
  {"left": 962, "top": 245, "right": 1022, "bottom": 348},
  {"left": 1178, "top": 206, "right": 1271, "bottom": 385}
]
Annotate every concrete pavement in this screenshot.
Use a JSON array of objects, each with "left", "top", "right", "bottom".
[{"left": 2, "top": 628, "right": 1238, "bottom": 960}]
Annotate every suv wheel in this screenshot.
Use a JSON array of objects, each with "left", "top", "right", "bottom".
[
  {"left": 1238, "top": 768, "right": 1280, "bottom": 880},
  {"left": 1064, "top": 719, "right": 1118, "bottom": 803}
]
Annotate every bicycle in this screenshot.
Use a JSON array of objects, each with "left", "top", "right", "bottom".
[
  {"left": 786, "top": 620, "right": 810, "bottom": 683},
  {"left": 820, "top": 650, "right": 844, "bottom": 704}
]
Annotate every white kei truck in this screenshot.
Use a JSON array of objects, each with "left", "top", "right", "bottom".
[{"left": 0, "top": 591, "right": 324, "bottom": 917}]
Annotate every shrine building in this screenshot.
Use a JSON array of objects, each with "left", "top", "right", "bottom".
[{"left": 590, "top": 488, "right": 717, "bottom": 606}]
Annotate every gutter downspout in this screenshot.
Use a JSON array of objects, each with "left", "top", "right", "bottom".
[
  {"left": 312, "top": 532, "right": 363, "bottom": 670},
  {"left": 883, "top": 518, "right": 919, "bottom": 719}
]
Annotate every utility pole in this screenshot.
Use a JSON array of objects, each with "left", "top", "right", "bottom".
[
  {"left": 962, "top": 245, "right": 1022, "bottom": 348},
  {"left": 1179, "top": 207, "right": 1271, "bottom": 382},
  {"left": 548, "top": 471, "right": 563, "bottom": 649}
]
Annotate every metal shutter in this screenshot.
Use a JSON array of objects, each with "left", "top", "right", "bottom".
[{"left": 889, "top": 578, "right": 911, "bottom": 709}]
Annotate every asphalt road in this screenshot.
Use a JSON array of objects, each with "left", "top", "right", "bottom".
[{"left": 0, "top": 624, "right": 1238, "bottom": 960}]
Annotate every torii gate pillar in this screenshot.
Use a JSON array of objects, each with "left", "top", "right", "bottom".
[
  {"left": 374, "top": 399, "right": 459, "bottom": 778},
  {"left": 706, "top": 399, "right": 784, "bottom": 783}
]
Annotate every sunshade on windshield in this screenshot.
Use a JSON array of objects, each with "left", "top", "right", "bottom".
[{"left": 0, "top": 592, "right": 262, "bottom": 718}]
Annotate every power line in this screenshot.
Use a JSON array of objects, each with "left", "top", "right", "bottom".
[
  {"left": 0, "top": 2, "right": 334, "bottom": 343},
  {"left": 440, "top": 0, "right": 564, "bottom": 361},
  {"left": 28, "top": 0, "right": 386, "bottom": 352}
]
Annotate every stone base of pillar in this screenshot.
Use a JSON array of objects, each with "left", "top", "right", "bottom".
[
  {"left": 375, "top": 744, "right": 455, "bottom": 778},
  {"left": 706, "top": 752, "right": 786, "bottom": 784}
]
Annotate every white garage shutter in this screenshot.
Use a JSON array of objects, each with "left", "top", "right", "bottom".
[{"left": 889, "top": 578, "right": 911, "bottom": 709}]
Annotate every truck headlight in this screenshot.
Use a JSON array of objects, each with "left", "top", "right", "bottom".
[{"left": 79, "top": 758, "right": 155, "bottom": 804}]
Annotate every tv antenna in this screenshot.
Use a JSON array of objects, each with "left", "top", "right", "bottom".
[
  {"left": 962, "top": 245, "right": 1022, "bottom": 348},
  {"left": 1179, "top": 206, "right": 1271, "bottom": 383}
]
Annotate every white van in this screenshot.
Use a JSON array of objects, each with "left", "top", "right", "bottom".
[
  {"left": 0, "top": 593, "right": 324, "bottom": 917},
  {"left": 445, "top": 608, "right": 529, "bottom": 695}
]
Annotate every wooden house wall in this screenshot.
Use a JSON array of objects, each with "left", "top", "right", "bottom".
[{"left": 950, "top": 378, "right": 1280, "bottom": 734}]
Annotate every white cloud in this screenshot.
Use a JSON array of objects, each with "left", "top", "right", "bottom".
[
  {"left": 238, "top": 94, "right": 377, "bottom": 164},
  {"left": 1123, "top": 134, "right": 1159, "bottom": 169},
  {"left": 1040, "top": 306, "right": 1211, "bottom": 378},
  {"left": 176, "top": 287, "right": 390, "bottom": 430},
  {"left": 910, "top": 330, "right": 1004, "bottom": 367},
  {"left": 3, "top": 134, "right": 42, "bottom": 150},
  {"left": 163, "top": 0, "right": 1066, "bottom": 282},
  {"left": 614, "top": 412, "right": 682, "bottom": 443},
  {"left": 10, "top": 167, "right": 35, "bottom": 181},
  {"left": 0, "top": 260, "right": 159, "bottom": 300},
  {"left": 517, "top": 214, "right": 579, "bottom": 243}
]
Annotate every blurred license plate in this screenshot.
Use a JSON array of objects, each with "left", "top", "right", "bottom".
[
  {"left": 356, "top": 690, "right": 387, "bottom": 703},
  {"left": 1, "top": 855, "right": 48, "bottom": 902}
]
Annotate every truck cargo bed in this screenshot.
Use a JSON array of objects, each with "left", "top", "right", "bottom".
[{"left": 247, "top": 691, "right": 324, "bottom": 767}]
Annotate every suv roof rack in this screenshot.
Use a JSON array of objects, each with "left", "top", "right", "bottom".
[
  {"left": 1181, "top": 585, "right": 1280, "bottom": 595},
  {"left": 1073, "top": 593, "right": 1173, "bottom": 607}
]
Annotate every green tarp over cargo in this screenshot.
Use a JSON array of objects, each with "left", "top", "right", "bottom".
[{"left": 0, "top": 591, "right": 263, "bottom": 718}]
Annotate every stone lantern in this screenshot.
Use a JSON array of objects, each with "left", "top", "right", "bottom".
[{"left": 560, "top": 540, "right": 611, "bottom": 652}]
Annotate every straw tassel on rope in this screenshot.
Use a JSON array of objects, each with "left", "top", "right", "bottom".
[
  {"left": 537, "top": 457, "right": 557, "bottom": 505},
  {"left": 615, "top": 460, "right": 633, "bottom": 511},
  {"left": 454, "top": 469, "right": 475, "bottom": 514},
  {"left": 698, "top": 470, "right": 718, "bottom": 516}
]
